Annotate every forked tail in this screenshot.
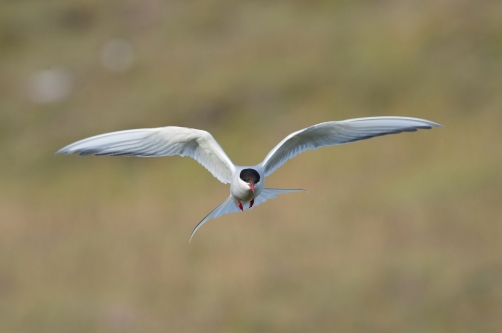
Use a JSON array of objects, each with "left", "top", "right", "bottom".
[
  {"left": 189, "top": 188, "right": 307, "bottom": 242},
  {"left": 251, "top": 188, "right": 307, "bottom": 209}
]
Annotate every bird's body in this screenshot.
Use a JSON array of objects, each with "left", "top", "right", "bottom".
[{"left": 56, "top": 116, "right": 442, "bottom": 240}]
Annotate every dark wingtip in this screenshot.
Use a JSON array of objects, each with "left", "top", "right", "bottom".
[
  {"left": 54, "top": 147, "right": 68, "bottom": 155},
  {"left": 425, "top": 121, "right": 443, "bottom": 128},
  {"left": 79, "top": 150, "right": 100, "bottom": 156}
]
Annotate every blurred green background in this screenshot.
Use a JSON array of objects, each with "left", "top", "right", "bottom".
[{"left": 1, "top": 0, "right": 501, "bottom": 332}]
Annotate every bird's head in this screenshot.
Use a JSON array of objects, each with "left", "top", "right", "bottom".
[{"left": 239, "top": 168, "right": 260, "bottom": 193}]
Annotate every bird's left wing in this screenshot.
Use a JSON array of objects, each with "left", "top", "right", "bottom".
[
  {"left": 56, "top": 127, "right": 235, "bottom": 183},
  {"left": 261, "top": 116, "right": 442, "bottom": 177}
]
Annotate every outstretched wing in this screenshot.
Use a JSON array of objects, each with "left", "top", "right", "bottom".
[
  {"left": 190, "top": 197, "right": 241, "bottom": 242},
  {"left": 261, "top": 117, "right": 442, "bottom": 177},
  {"left": 56, "top": 127, "right": 235, "bottom": 183}
]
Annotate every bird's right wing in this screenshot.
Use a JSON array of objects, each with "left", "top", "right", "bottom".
[
  {"left": 261, "top": 117, "right": 442, "bottom": 177},
  {"left": 56, "top": 127, "right": 235, "bottom": 183}
]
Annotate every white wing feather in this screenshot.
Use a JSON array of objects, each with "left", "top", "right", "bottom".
[
  {"left": 261, "top": 116, "right": 442, "bottom": 177},
  {"left": 56, "top": 127, "right": 235, "bottom": 183}
]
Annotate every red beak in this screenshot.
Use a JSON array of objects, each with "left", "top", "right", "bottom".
[{"left": 249, "top": 183, "right": 255, "bottom": 193}]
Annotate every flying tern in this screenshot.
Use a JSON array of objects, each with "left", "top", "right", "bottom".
[{"left": 56, "top": 116, "right": 442, "bottom": 241}]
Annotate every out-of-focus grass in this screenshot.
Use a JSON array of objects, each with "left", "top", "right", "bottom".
[{"left": 1, "top": 0, "right": 501, "bottom": 332}]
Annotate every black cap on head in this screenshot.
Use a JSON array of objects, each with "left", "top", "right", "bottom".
[{"left": 239, "top": 168, "right": 260, "bottom": 184}]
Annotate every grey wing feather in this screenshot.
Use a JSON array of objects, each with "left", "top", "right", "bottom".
[
  {"left": 56, "top": 127, "right": 235, "bottom": 183},
  {"left": 261, "top": 116, "right": 442, "bottom": 176}
]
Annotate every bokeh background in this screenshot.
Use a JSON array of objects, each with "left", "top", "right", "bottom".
[{"left": 1, "top": 0, "right": 501, "bottom": 332}]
